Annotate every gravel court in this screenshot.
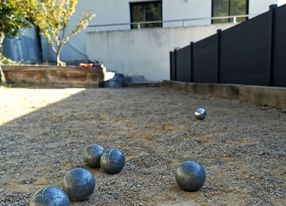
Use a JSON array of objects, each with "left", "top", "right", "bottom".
[{"left": 0, "top": 87, "right": 285, "bottom": 206}]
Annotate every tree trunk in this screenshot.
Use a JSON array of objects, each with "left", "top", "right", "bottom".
[
  {"left": 0, "top": 32, "right": 4, "bottom": 55},
  {"left": 0, "top": 32, "right": 7, "bottom": 85},
  {"left": 0, "top": 66, "right": 6, "bottom": 85},
  {"left": 56, "top": 43, "right": 65, "bottom": 66},
  {"left": 56, "top": 49, "right": 61, "bottom": 66}
]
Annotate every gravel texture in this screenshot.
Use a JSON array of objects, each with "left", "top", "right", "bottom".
[{"left": 0, "top": 87, "right": 285, "bottom": 206}]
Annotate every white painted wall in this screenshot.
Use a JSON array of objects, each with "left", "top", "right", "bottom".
[
  {"left": 249, "top": 0, "right": 278, "bottom": 18},
  {"left": 278, "top": 0, "right": 286, "bottom": 5},
  {"left": 163, "top": 0, "right": 211, "bottom": 27},
  {"left": 50, "top": 0, "right": 157, "bottom": 61},
  {"left": 86, "top": 24, "right": 233, "bottom": 81},
  {"left": 42, "top": 0, "right": 282, "bottom": 66},
  {"left": 58, "top": 2, "right": 97, "bottom": 62},
  {"left": 84, "top": 0, "right": 211, "bottom": 30}
]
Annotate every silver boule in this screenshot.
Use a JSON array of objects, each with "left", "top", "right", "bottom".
[
  {"left": 100, "top": 148, "right": 125, "bottom": 174},
  {"left": 175, "top": 160, "right": 206, "bottom": 192},
  {"left": 63, "top": 168, "right": 95, "bottom": 201},
  {"left": 29, "top": 186, "right": 70, "bottom": 206},
  {"left": 194, "top": 108, "right": 206, "bottom": 120},
  {"left": 83, "top": 144, "right": 104, "bottom": 168}
]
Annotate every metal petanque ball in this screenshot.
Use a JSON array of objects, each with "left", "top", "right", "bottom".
[
  {"left": 83, "top": 144, "right": 104, "bottom": 168},
  {"left": 29, "top": 186, "right": 70, "bottom": 206},
  {"left": 175, "top": 161, "right": 206, "bottom": 192},
  {"left": 194, "top": 108, "right": 206, "bottom": 120},
  {"left": 63, "top": 168, "right": 96, "bottom": 201},
  {"left": 100, "top": 148, "right": 125, "bottom": 174}
]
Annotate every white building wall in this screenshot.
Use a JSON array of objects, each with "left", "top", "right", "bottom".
[
  {"left": 278, "top": 0, "right": 286, "bottom": 5},
  {"left": 163, "top": 0, "right": 211, "bottom": 27},
  {"left": 54, "top": 0, "right": 156, "bottom": 61},
  {"left": 86, "top": 24, "right": 233, "bottom": 81},
  {"left": 249, "top": 0, "right": 278, "bottom": 18},
  {"left": 43, "top": 0, "right": 282, "bottom": 65},
  {"left": 58, "top": 1, "right": 97, "bottom": 62}
]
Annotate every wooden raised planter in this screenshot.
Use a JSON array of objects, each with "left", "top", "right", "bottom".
[{"left": 1, "top": 65, "right": 105, "bottom": 88}]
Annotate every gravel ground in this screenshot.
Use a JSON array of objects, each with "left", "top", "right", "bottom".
[{"left": 0, "top": 87, "right": 285, "bottom": 206}]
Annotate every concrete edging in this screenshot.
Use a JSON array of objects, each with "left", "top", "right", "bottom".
[{"left": 163, "top": 81, "right": 286, "bottom": 110}]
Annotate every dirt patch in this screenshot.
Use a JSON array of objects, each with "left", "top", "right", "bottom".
[{"left": 0, "top": 87, "right": 285, "bottom": 205}]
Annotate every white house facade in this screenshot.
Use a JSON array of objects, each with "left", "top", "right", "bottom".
[
  {"left": 6, "top": 0, "right": 286, "bottom": 81},
  {"left": 71, "top": 0, "right": 285, "bottom": 31}
]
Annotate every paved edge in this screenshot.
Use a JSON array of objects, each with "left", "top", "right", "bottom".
[{"left": 162, "top": 81, "right": 286, "bottom": 110}]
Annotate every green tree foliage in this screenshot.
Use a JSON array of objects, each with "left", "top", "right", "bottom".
[
  {"left": 0, "top": 0, "right": 95, "bottom": 84},
  {"left": 0, "top": 0, "right": 30, "bottom": 38},
  {"left": 22, "top": 0, "right": 95, "bottom": 66},
  {"left": 0, "top": 0, "right": 30, "bottom": 84}
]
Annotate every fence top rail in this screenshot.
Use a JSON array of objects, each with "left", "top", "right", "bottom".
[{"left": 89, "top": 14, "right": 253, "bottom": 29}]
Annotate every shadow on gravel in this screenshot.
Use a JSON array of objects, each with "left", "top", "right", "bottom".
[{"left": 0, "top": 89, "right": 93, "bottom": 205}]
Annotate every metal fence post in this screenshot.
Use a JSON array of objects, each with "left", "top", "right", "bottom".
[
  {"left": 190, "top": 42, "right": 194, "bottom": 82},
  {"left": 269, "top": 4, "right": 277, "bottom": 86},
  {"left": 169, "top": 51, "right": 173, "bottom": 80},
  {"left": 174, "top": 49, "right": 177, "bottom": 81},
  {"left": 217, "top": 29, "right": 222, "bottom": 84}
]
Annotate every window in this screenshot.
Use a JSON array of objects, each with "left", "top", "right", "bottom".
[
  {"left": 212, "top": 0, "right": 248, "bottom": 24},
  {"left": 130, "top": 1, "right": 162, "bottom": 29}
]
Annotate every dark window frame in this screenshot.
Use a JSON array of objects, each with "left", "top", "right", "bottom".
[
  {"left": 211, "top": 0, "right": 249, "bottom": 24},
  {"left": 130, "top": 0, "right": 163, "bottom": 29}
]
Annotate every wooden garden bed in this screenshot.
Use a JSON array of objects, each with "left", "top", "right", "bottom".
[{"left": 1, "top": 65, "right": 105, "bottom": 88}]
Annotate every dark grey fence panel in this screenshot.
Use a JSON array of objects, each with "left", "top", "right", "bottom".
[
  {"left": 176, "top": 45, "right": 191, "bottom": 82},
  {"left": 273, "top": 5, "right": 286, "bottom": 87},
  {"left": 220, "top": 12, "right": 272, "bottom": 86},
  {"left": 170, "top": 51, "right": 176, "bottom": 80},
  {"left": 193, "top": 34, "right": 218, "bottom": 83},
  {"left": 169, "top": 4, "right": 286, "bottom": 87}
]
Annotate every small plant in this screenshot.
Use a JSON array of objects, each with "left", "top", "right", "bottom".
[{"left": 23, "top": 0, "right": 95, "bottom": 66}]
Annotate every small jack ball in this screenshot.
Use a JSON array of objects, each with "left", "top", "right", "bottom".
[
  {"left": 83, "top": 144, "right": 104, "bottom": 168},
  {"left": 63, "top": 168, "right": 95, "bottom": 201},
  {"left": 175, "top": 161, "right": 206, "bottom": 192},
  {"left": 29, "top": 186, "right": 70, "bottom": 206},
  {"left": 194, "top": 108, "right": 206, "bottom": 120},
  {"left": 100, "top": 148, "right": 125, "bottom": 174}
]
